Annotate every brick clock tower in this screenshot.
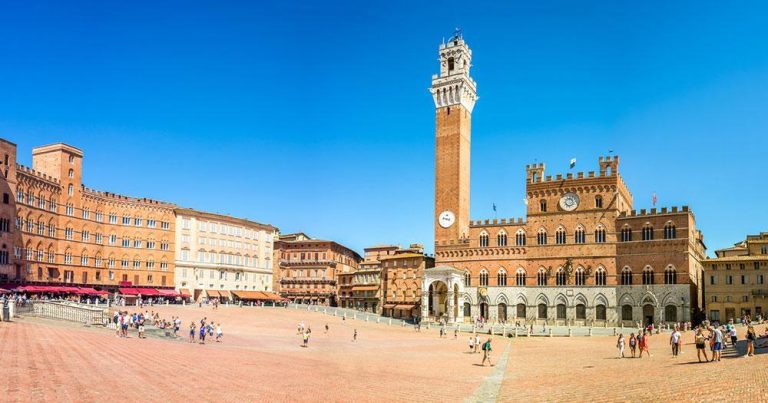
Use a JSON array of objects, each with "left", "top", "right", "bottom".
[{"left": 431, "top": 34, "right": 478, "bottom": 245}]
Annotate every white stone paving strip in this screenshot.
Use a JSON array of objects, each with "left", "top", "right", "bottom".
[{"left": 465, "top": 340, "right": 512, "bottom": 403}]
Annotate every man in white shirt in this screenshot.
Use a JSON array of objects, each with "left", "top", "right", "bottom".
[{"left": 670, "top": 328, "right": 682, "bottom": 357}]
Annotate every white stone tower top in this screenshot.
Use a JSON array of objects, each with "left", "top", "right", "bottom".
[{"left": 430, "top": 33, "right": 478, "bottom": 112}]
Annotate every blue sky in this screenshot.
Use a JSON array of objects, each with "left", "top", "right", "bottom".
[{"left": 1, "top": 1, "right": 766, "bottom": 255}]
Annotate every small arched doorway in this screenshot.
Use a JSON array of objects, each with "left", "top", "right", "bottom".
[
  {"left": 516, "top": 303, "right": 526, "bottom": 319},
  {"left": 575, "top": 304, "right": 586, "bottom": 320},
  {"left": 596, "top": 304, "right": 607, "bottom": 321},
  {"left": 665, "top": 305, "right": 677, "bottom": 322},
  {"left": 538, "top": 303, "right": 548, "bottom": 319},
  {"left": 622, "top": 305, "right": 633, "bottom": 321},
  {"left": 497, "top": 303, "right": 507, "bottom": 322},
  {"left": 463, "top": 302, "right": 471, "bottom": 318},
  {"left": 556, "top": 304, "right": 566, "bottom": 320},
  {"left": 479, "top": 302, "right": 489, "bottom": 319},
  {"left": 643, "top": 304, "right": 655, "bottom": 325}
]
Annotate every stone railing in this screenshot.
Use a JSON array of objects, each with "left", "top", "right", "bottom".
[{"left": 23, "top": 301, "right": 107, "bottom": 325}]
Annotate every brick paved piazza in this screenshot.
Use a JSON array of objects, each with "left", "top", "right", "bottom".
[{"left": 2, "top": 306, "right": 767, "bottom": 402}]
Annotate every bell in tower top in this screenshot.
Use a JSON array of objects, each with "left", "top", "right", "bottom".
[{"left": 431, "top": 30, "right": 478, "bottom": 112}]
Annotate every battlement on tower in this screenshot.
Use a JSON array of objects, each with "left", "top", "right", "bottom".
[
  {"left": 618, "top": 206, "right": 690, "bottom": 218},
  {"left": 82, "top": 186, "right": 175, "bottom": 208},
  {"left": 526, "top": 155, "right": 622, "bottom": 184},
  {"left": 16, "top": 163, "right": 61, "bottom": 185},
  {"left": 469, "top": 217, "right": 525, "bottom": 227}
]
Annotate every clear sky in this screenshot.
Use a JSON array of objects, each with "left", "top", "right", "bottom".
[{"left": 2, "top": 1, "right": 766, "bottom": 256}]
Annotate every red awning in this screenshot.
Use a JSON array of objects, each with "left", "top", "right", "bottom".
[
  {"left": 136, "top": 288, "right": 161, "bottom": 296},
  {"left": 119, "top": 288, "right": 141, "bottom": 295},
  {"left": 77, "top": 287, "right": 108, "bottom": 296},
  {"left": 157, "top": 289, "right": 179, "bottom": 297}
]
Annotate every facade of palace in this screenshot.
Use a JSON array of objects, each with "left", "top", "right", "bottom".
[
  {"left": 1, "top": 139, "right": 177, "bottom": 290},
  {"left": 273, "top": 232, "right": 361, "bottom": 306},
  {"left": 702, "top": 232, "right": 768, "bottom": 322},
  {"left": 421, "top": 36, "right": 707, "bottom": 325},
  {"left": 173, "top": 208, "right": 278, "bottom": 302}
]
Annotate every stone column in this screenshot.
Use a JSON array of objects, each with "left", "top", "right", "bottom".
[
  {"left": 447, "top": 291, "right": 455, "bottom": 323},
  {"left": 421, "top": 292, "right": 429, "bottom": 321}
]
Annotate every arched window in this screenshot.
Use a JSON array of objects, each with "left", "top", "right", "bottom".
[
  {"left": 68, "top": 169, "right": 74, "bottom": 178},
  {"left": 574, "top": 226, "right": 585, "bottom": 244},
  {"left": 664, "top": 222, "right": 676, "bottom": 239},
  {"left": 515, "top": 229, "right": 526, "bottom": 246},
  {"left": 620, "top": 226, "right": 632, "bottom": 242},
  {"left": 537, "top": 268, "right": 547, "bottom": 286},
  {"left": 538, "top": 303, "right": 548, "bottom": 319},
  {"left": 621, "top": 305, "right": 633, "bottom": 321},
  {"left": 642, "top": 266, "right": 654, "bottom": 285},
  {"left": 537, "top": 228, "right": 547, "bottom": 245},
  {"left": 575, "top": 267, "right": 586, "bottom": 286},
  {"left": 642, "top": 225, "right": 654, "bottom": 241},
  {"left": 576, "top": 304, "right": 586, "bottom": 319},
  {"left": 595, "top": 195, "right": 603, "bottom": 208},
  {"left": 479, "top": 269, "right": 489, "bottom": 286},
  {"left": 595, "top": 267, "right": 606, "bottom": 286},
  {"left": 557, "top": 303, "right": 567, "bottom": 319},
  {"left": 497, "top": 230, "right": 507, "bottom": 247},
  {"left": 664, "top": 266, "right": 677, "bottom": 284},
  {"left": 464, "top": 270, "right": 471, "bottom": 287},
  {"left": 621, "top": 267, "right": 632, "bottom": 285},
  {"left": 497, "top": 268, "right": 507, "bottom": 286},
  {"left": 556, "top": 267, "right": 566, "bottom": 286},
  {"left": 516, "top": 268, "right": 526, "bottom": 286},
  {"left": 595, "top": 225, "right": 606, "bottom": 243},
  {"left": 479, "top": 231, "right": 489, "bottom": 247},
  {"left": 539, "top": 200, "right": 547, "bottom": 212},
  {"left": 596, "top": 304, "right": 607, "bottom": 320},
  {"left": 555, "top": 227, "right": 566, "bottom": 244}
]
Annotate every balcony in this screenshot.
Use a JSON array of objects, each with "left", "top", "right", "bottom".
[
  {"left": 280, "top": 278, "right": 336, "bottom": 286},
  {"left": 279, "top": 259, "right": 336, "bottom": 268},
  {"left": 752, "top": 289, "right": 768, "bottom": 297}
]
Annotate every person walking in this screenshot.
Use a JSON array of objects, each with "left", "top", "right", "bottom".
[
  {"left": 670, "top": 327, "right": 681, "bottom": 357},
  {"left": 474, "top": 334, "right": 481, "bottom": 354},
  {"left": 712, "top": 326, "right": 724, "bottom": 362},
  {"left": 694, "top": 327, "right": 709, "bottom": 362},
  {"left": 481, "top": 337, "right": 493, "bottom": 366},
  {"left": 199, "top": 322, "right": 207, "bottom": 344},
  {"left": 189, "top": 321, "right": 196, "bottom": 343},
  {"left": 638, "top": 331, "right": 651, "bottom": 358},
  {"left": 746, "top": 325, "right": 756, "bottom": 357},
  {"left": 353, "top": 328, "right": 357, "bottom": 342},
  {"left": 325, "top": 323, "right": 329, "bottom": 334},
  {"left": 728, "top": 326, "right": 738, "bottom": 351},
  {"left": 216, "top": 323, "right": 223, "bottom": 342},
  {"left": 629, "top": 333, "right": 637, "bottom": 358},
  {"left": 617, "top": 333, "right": 625, "bottom": 358},
  {"left": 468, "top": 336, "right": 475, "bottom": 353}
]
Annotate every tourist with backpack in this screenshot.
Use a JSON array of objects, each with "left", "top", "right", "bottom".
[{"left": 481, "top": 337, "right": 493, "bottom": 366}]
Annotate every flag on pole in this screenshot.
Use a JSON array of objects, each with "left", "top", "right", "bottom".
[
  {"left": 652, "top": 192, "right": 657, "bottom": 206},
  {"left": 569, "top": 158, "right": 577, "bottom": 169}
]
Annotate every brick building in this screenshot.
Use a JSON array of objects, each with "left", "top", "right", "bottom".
[
  {"left": 1, "top": 139, "right": 176, "bottom": 291},
  {"left": 174, "top": 208, "right": 277, "bottom": 302},
  {"left": 422, "top": 35, "right": 706, "bottom": 325},
  {"left": 274, "top": 232, "right": 360, "bottom": 306},
  {"left": 703, "top": 232, "right": 768, "bottom": 322},
  {"left": 380, "top": 244, "right": 434, "bottom": 320}
]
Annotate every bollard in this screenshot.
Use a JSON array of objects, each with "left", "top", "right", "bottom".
[
  {"left": 548, "top": 328, "right": 553, "bottom": 337},
  {"left": 568, "top": 328, "right": 572, "bottom": 337},
  {"left": 183, "top": 300, "right": 186, "bottom": 306},
  {"left": 389, "top": 318, "right": 392, "bottom": 326},
  {"left": 613, "top": 328, "right": 617, "bottom": 336},
  {"left": 353, "top": 313, "right": 357, "bottom": 320},
  {"left": 589, "top": 328, "right": 593, "bottom": 336},
  {"left": 514, "top": 327, "right": 518, "bottom": 338}
]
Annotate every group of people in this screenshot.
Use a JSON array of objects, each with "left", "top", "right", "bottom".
[
  {"left": 615, "top": 320, "right": 764, "bottom": 362},
  {"left": 467, "top": 334, "right": 494, "bottom": 366},
  {"left": 188, "top": 317, "right": 223, "bottom": 344}
]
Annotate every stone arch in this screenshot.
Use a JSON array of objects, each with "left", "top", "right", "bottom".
[
  {"left": 573, "top": 293, "right": 588, "bottom": 306},
  {"left": 641, "top": 293, "right": 658, "bottom": 307},
  {"left": 535, "top": 293, "right": 550, "bottom": 306},
  {"left": 594, "top": 293, "right": 609, "bottom": 307},
  {"left": 515, "top": 293, "right": 528, "bottom": 306},
  {"left": 462, "top": 293, "right": 474, "bottom": 305},
  {"left": 495, "top": 293, "right": 509, "bottom": 305},
  {"left": 618, "top": 293, "right": 636, "bottom": 307}
]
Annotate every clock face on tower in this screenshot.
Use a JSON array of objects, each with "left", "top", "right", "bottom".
[
  {"left": 559, "top": 192, "right": 580, "bottom": 211},
  {"left": 438, "top": 210, "right": 456, "bottom": 228}
]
